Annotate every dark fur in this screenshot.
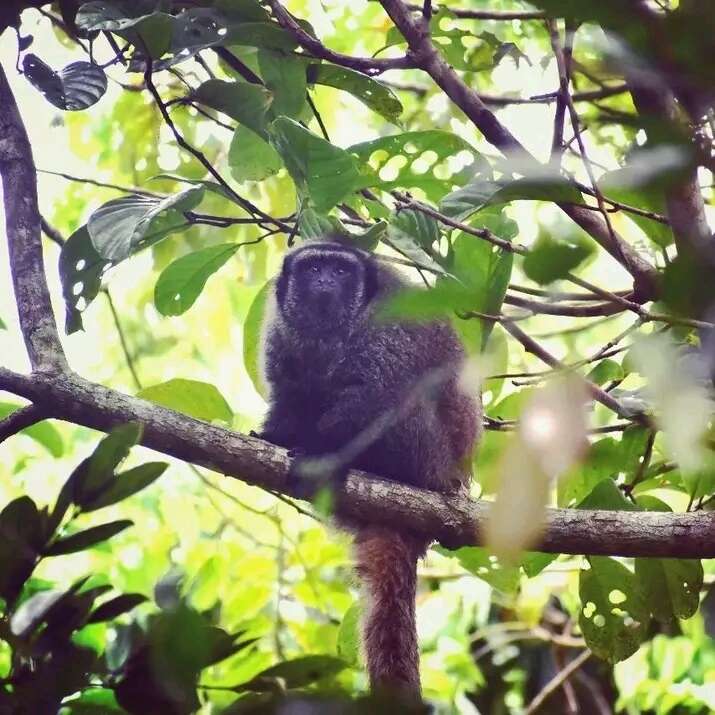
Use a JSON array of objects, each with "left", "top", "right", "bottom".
[{"left": 260, "top": 240, "right": 480, "bottom": 699}]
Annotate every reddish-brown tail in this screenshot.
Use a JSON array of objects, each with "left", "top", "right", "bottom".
[{"left": 354, "top": 525, "right": 428, "bottom": 702}]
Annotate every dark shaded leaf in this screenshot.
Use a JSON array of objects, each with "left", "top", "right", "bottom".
[
  {"left": 45, "top": 519, "right": 133, "bottom": 556},
  {"left": 88, "top": 593, "right": 148, "bottom": 623},
  {"left": 82, "top": 462, "right": 167, "bottom": 512},
  {"left": 23, "top": 54, "right": 107, "bottom": 111}
]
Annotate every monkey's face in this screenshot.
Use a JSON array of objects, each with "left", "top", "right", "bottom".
[{"left": 278, "top": 245, "right": 369, "bottom": 334}]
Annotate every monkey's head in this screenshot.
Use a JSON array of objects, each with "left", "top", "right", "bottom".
[{"left": 276, "top": 241, "right": 378, "bottom": 335}]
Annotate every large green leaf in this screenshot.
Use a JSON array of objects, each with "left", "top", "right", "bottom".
[
  {"left": 268, "top": 117, "right": 366, "bottom": 212},
  {"left": 436, "top": 545, "right": 520, "bottom": 594},
  {"left": 58, "top": 224, "right": 111, "bottom": 334},
  {"left": 349, "top": 130, "right": 485, "bottom": 202},
  {"left": 579, "top": 556, "right": 650, "bottom": 663},
  {"left": 522, "top": 234, "right": 593, "bottom": 284},
  {"left": 192, "top": 80, "right": 273, "bottom": 136},
  {"left": 87, "top": 187, "right": 204, "bottom": 261},
  {"left": 243, "top": 282, "right": 271, "bottom": 399},
  {"left": 441, "top": 176, "right": 582, "bottom": 221},
  {"left": 229, "top": 125, "right": 282, "bottom": 182},
  {"left": 154, "top": 243, "right": 240, "bottom": 316},
  {"left": 137, "top": 378, "right": 234, "bottom": 424},
  {"left": 258, "top": 49, "right": 307, "bottom": 119},
  {"left": 308, "top": 64, "right": 402, "bottom": 124}
]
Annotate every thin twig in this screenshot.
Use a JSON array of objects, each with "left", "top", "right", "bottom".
[
  {"left": 524, "top": 650, "right": 592, "bottom": 715},
  {"left": 0, "top": 404, "right": 50, "bottom": 445}
]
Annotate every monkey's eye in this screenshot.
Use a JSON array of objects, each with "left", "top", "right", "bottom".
[
  {"left": 335, "top": 267, "right": 346, "bottom": 276},
  {"left": 310, "top": 265, "right": 319, "bottom": 273}
]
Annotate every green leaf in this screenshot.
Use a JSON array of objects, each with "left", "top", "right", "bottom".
[
  {"left": 0, "top": 402, "right": 63, "bottom": 456},
  {"left": 309, "top": 64, "right": 402, "bottom": 124},
  {"left": 22, "top": 55, "right": 108, "bottom": 112},
  {"left": 243, "top": 282, "right": 271, "bottom": 399},
  {"left": 45, "top": 520, "right": 133, "bottom": 556},
  {"left": 250, "top": 655, "right": 348, "bottom": 690},
  {"left": 268, "top": 117, "right": 365, "bottom": 212},
  {"left": 0, "top": 315, "right": 5, "bottom": 329},
  {"left": 450, "top": 224, "right": 514, "bottom": 350},
  {"left": 558, "top": 438, "right": 621, "bottom": 507},
  {"left": 635, "top": 558, "right": 703, "bottom": 624},
  {"left": 87, "top": 593, "right": 148, "bottom": 623},
  {"left": 80, "top": 423, "right": 143, "bottom": 502},
  {"left": 138, "top": 378, "right": 233, "bottom": 424},
  {"left": 258, "top": 49, "right": 307, "bottom": 118},
  {"left": 441, "top": 176, "right": 582, "bottom": 222},
  {"left": 437, "top": 545, "right": 520, "bottom": 594},
  {"left": 386, "top": 209, "right": 446, "bottom": 273},
  {"left": 58, "top": 224, "right": 110, "bottom": 334},
  {"left": 298, "top": 208, "right": 349, "bottom": 241},
  {"left": 82, "top": 462, "right": 168, "bottom": 512},
  {"left": 336, "top": 602, "right": 361, "bottom": 667},
  {"left": 349, "top": 130, "right": 485, "bottom": 202},
  {"left": 229, "top": 125, "right": 282, "bottom": 182},
  {"left": 579, "top": 556, "right": 650, "bottom": 663},
  {"left": 600, "top": 169, "right": 673, "bottom": 248},
  {"left": 522, "top": 235, "right": 593, "bottom": 284},
  {"left": 192, "top": 80, "right": 274, "bottom": 136},
  {"left": 587, "top": 359, "right": 624, "bottom": 386},
  {"left": 88, "top": 187, "right": 204, "bottom": 261},
  {"left": 521, "top": 552, "right": 557, "bottom": 578},
  {"left": 154, "top": 243, "right": 240, "bottom": 316},
  {"left": 0, "top": 497, "right": 42, "bottom": 601},
  {"left": 578, "top": 478, "right": 637, "bottom": 511}
]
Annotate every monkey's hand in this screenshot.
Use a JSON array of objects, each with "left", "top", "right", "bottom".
[{"left": 288, "top": 453, "right": 348, "bottom": 500}]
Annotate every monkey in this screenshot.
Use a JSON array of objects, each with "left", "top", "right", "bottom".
[{"left": 258, "top": 238, "right": 481, "bottom": 702}]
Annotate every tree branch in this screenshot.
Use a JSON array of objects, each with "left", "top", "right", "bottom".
[
  {"left": 0, "top": 403, "right": 51, "bottom": 444},
  {"left": 0, "top": 63, "right": 66, "bottom": 372},
  {"left": 2, "top": 366, "right": 714, "bottom": 558},
  {"left": 377, "top": 0, "right": 659, "bottom": 300},
  {"left": 267, "top": 1, "right": 413, "bottom": 75}
]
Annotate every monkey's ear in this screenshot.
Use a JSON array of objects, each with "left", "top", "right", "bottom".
[{"left": 276, "top": 252, "right": 294, "bottom": 309}]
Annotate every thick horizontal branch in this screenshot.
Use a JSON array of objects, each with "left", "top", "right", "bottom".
[{"left": 1, "top": 367, "right": 713, "bottom": 559}]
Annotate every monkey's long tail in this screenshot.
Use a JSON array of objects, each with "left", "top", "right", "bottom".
[{"left": 354, "top": 524, "right": 428, "bottom": 702}]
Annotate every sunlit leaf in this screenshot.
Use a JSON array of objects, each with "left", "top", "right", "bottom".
[
  {"left": 243, "top": 282, "right": 271, "bottom": 399},
  {"left": 138, "top": 378, "right": 234, "bottom": 424},
  {"left": 229, "top": 125, "right": 282, "bottom": 182},
  {"left": 154, "top": 243, "right": 240, "bottom": 316},
  {"left": 192, "top": 80, "right": 273, "bottom": 135},
  {"left": 258, "top": 49, "right": 307, "bottom": 119},
  {"left": 309, "top": 64, "right": 402, "bottom": 124},
  {"left": 268, "top": 117, "right": 366, "bottom": 212},
  {"left": 579, "top": 556, "right": 650, "bottom": 663},
  {"left": 349, "top": 130, "right": 485, "bottom": 202}
]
